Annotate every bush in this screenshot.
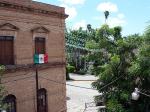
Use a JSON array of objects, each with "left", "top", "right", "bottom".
[
  {"left": 106, "top": 99, "right": 125, "bottom": 112},
  {"left": 0, "top": 65, "right": 5, "bottom": 75},
  {"left": 66, "top": 69, "right": 70, "bottom": 80},
  {"left": 66, "top": 65, "right": 75, "bottom": 80},
  {"left": 67, "top": 65, "right": 75, "bottom": 73}
]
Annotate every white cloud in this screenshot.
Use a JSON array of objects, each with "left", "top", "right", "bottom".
[
  {"left": 117, "top": 13, "right": 125, "bottom": 19},
  {"left": 59, "top": 0, "right": 86, "bottom": 5},
  {"left": 97, "top": 2, "right": 118, "bottom": 12},
  {"left": 108, "top": 16, "right": 126, "bottom": 27},
  {"left": 73, "top": 20, "right": 87, "bottom": 30},
  {"left": 60, "top": 4, "right": 77, "bottom": 20}
]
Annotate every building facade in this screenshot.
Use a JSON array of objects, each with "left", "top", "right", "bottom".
[{"left": 0, "top": 0, "right": 68, "bottom": 112}]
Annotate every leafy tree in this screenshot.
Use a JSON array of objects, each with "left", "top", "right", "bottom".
[
  {"left": 66, "top": 25, "right": 97, "bottom": 73},
  {"left": 104, "top": 11, "right": 109, "bottom": 23},
  {"left": 0, "top": 65, "right": 6, "bottom": 110},
  {"left": 128, "top": 26, "right": 150, "bottom": 111},
  {"left": 91, "top": 24, "right": 144, "bottom": 112},
  {"left": 87, "top": 24, "right": 92, "bottom": 32},
  {"left": 65, "top": 27, "right": 88, "bottom": 70}
]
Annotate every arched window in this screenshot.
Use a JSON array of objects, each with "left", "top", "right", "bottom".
[
  {"left": 3, "top": 95, "right": 16, "bottom": 112},
  {"left": 38, "top": 88, "right": 47, "bottom": 112}
]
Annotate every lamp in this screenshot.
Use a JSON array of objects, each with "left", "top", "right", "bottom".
[
  {"left": 132, "top": 88, "right": 150, "bottom": 100},
  {"left": 131, "top": 88, "right": 140, "bottom": 100}
]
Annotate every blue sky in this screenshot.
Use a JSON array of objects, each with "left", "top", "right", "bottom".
[{"left": 33, "top": 0, "right": 150, "bottom": 36}]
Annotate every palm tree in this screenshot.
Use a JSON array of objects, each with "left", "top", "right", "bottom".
[
  {"left": 87, "top": 24, "right": 92, "bottom": 32},
  {"left": 104, "top": 11, "right": 109, "bottom": 24}
]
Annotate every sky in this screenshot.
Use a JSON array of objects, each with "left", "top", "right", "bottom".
[{"left": 33, "top": 0, "right": 150, "bottom": 36}]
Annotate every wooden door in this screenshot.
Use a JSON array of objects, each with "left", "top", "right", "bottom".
[{"left": 0, "top": 36, "right": 14, "bottom": 65}]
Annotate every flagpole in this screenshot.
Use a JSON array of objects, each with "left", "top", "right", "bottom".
[
  {"left": 34, "top": 53, "right": 48, "bottom": 112},
  {"left": 35, "top": 64, "right": 39, "bottom": 112}
]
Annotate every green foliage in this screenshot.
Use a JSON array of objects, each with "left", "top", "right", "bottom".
[
  {"left": 66, "top": 25, "right": 98, "bottom": 73},
  {"left": 85, "top": 40, "right": 99, "bottom": 49},
  {"left": 104, "top": 11, "right": 109, "bottom": 20},
  {"left": 110, "top": 55, "right": 120, "bottom": 64},
  {"left": 128, "top": 62, "right": 140, "bottom": 77},
  {"left": 66, "top": 65, "right": 75, "bottom": 80},
  {"left": 65, "top": 22, "right": 150, "bottom": 111},
  {"left": 0, "top": 65, "right": 6, "bottom": 110},
  {"left": 127, "top": 27, "right": 150, "bottom": 111},
  {"left": 106, "top": 99, "right": 125, "bottom": 112},
  {"left": 0, "top": 65, "right": 5, "bottom": 75},
  {"left": 67, "top": 65, "right": 75, "bottom": 73},
  {"left": 90, "top": 23, "right": 147, "bottom": 111}
]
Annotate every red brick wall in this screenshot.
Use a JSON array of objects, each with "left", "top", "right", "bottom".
[
  {"left": 0, "top": 0, "right": 67, "bottom": 112},
  {"left": 1, "top": 0, "right": 31, "bottom": 4},
  {"left": 0, "top": 9, "right": 66, "bottom": 65},
  {"left": 1, "top": 0, "right": 65, "bottom": 14},
  {"left": 2, "top": 67, "right": 66, "bottom": 112}
]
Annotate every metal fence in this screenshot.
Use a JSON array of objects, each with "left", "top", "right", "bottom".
[{"left": 83, "top": 101, "right": 106, "bottom": 112}]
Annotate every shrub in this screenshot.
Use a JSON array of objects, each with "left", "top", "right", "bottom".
[
  {"left": 67, "top": 65, "right": 75, "bottom": 73},
  {"left": 66, "top": 65, "right": 75, "bottom": 80},
  {"left": 94, "top": 95, "right": 105, "bottom": 106}
]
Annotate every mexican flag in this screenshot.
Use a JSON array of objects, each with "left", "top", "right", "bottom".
[{"left": 34, "top": 54, "right": 48, "bottom": 64}]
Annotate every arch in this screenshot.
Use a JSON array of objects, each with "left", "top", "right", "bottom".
[
  {"left": 3, "top": 94, "right": 17, "bottom": 112},
  {"left": 38, "top": 88, "right": 47, "bottom": 96},
  {"left": 38, "top": 88, "right": 48, "bottom": 112}
]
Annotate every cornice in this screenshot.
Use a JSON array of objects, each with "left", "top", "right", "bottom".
[
  {"left": 4, "top": 62, "right": 66, "bottom": 73},
  {"left": 0, "top": 1, "right": 68, "bottom": 19}
]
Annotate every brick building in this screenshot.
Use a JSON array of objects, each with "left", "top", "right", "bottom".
[{"left": 0, "top": 0, "right": 68, "bottom": 112}]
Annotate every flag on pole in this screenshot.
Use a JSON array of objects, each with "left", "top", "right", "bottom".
[{"left": 34, "top": 54, "right": 48, "bottom": 64}]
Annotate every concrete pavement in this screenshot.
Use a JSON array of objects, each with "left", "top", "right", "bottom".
[{"left": 66, "top": 73, "right": 100, "bottom": 112}]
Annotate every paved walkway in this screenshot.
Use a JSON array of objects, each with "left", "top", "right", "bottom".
[
  {"left": 69, "top": 73, "right": 97, "bottom": 81},
  {"left": 66, "top": 73, "right": 99, "bottom": 112}
]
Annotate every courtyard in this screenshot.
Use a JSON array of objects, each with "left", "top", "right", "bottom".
[{"left": 66, "top": 74, "right": 100, "bottom": 112}]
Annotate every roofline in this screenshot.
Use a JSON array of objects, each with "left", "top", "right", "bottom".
[{"left": 0, "top": 0, "right": 68, "bottom": 19}]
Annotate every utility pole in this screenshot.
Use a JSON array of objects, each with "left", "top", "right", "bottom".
[{"left": 35, "top": 65, "right": 39, "bottom": 112}]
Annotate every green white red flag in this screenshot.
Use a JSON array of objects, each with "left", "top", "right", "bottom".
[{"left": 34, "top": 54, "right": 48, "bottom": 64}]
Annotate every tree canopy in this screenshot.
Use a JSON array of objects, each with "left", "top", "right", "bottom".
[
  {"left": 65, "top": 22, "right": 150, "bottom": 111},
  {"left": 89, "top": 24, "right": 149, "bottom": 112}
]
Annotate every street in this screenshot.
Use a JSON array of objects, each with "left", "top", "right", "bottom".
[{"left": 66, "top": 74, "right": 100, "bottom": 112}]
